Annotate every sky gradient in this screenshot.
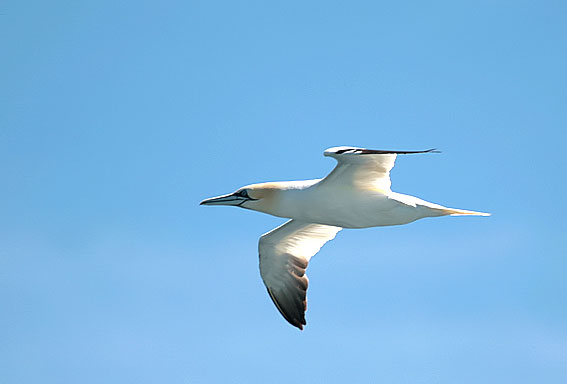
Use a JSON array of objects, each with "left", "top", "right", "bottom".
[{"left": 1, "top": 1, "right": 566, "bottom": 383}]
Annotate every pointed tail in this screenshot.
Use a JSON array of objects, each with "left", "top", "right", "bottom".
[{"left": 442, "top": 207, "right": 491, "bottom": 216}]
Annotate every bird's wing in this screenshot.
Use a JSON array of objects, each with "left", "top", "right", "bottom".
[
  {"left": 259, "top": 219, "right": 342, "bottom": 330},
  {"left": 320, "top": 146, "right": 437, "bottom": 192}
]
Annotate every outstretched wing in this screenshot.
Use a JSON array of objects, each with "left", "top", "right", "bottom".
[
  {"left": 259, "top": 220, "right": 342, "bottom": 330},
  {"left": 320, "top": 146, "right": 437, "bottom": 193}
]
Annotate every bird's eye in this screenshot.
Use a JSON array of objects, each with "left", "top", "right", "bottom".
[{"left": 237, "top": 190, "right": 249, "bottom": 198}]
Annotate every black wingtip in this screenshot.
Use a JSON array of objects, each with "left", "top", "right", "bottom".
[
  {"left": 266, "top": 287, "right": 307, "bottom": 330},
  {"left": 334, "top": 148, "right": 441, "bottom": 155},
  {"left": 400, "top": 148, "right": 441, "bottom": 154}
]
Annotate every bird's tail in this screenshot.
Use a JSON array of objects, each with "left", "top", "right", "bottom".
[{"left": 442, "top": 207, "right": 491, "bottom": 216}]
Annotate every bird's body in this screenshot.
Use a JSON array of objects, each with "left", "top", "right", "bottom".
[
  {"left": 201, "top": 146, "right": 489, "bottom": 329},
  {"left": 248, "top": 179, "right": 449, "bottom": 228}
]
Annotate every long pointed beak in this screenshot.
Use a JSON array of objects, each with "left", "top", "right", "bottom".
[{"left": 200, "top": 193, "right": 246, "bottom": 206}]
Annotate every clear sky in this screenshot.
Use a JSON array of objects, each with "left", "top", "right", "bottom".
[{"left": 1, "top": 1, "right": 566, "bottom": 383}]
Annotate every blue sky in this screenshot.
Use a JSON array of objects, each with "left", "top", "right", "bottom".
[{"left": 1, "top": 0, "right": 566, "bottom": 383}]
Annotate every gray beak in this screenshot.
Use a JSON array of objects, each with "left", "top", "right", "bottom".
[{"left": 200, "top": 193, "right": 247, "bottom": 206}]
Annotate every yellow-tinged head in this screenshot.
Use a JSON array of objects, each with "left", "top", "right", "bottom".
[{"left": 200, "top": 182, "right": 283, "bottom": 213}]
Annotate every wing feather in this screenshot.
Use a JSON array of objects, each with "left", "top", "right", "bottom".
[
  {"left": 321, "top": 146, "right": 437, "bottom": 192},
  {"left": 259, "top": 220, "right": 341, "bottom": 330}
]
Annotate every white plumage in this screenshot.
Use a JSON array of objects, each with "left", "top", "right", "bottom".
[{"left": 201, "top": 146, "right": 489, "bottom": 329}]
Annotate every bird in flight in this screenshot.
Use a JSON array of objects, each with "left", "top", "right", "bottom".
[{"left": 200, "top": 146, "right": 489, "bottom": 330}]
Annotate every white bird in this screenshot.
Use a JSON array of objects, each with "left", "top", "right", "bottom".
[{"left": 200, "top": 146, "right": 489, "bottom": 329}]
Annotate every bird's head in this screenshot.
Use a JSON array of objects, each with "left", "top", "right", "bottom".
[{"left": 200, "top": 182, "right": 280, "bottom": 213}]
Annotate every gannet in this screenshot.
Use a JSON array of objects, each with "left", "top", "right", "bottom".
[{"left": 200, "top": 146, "right": 489, "bottom": 330}]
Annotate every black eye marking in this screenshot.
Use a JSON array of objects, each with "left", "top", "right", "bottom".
[
  {"left": 234, "top": 189, "right": 258, "bottom": 202},
  {"left": 236, "top": 190, "right": 249, "bottom": 198}
]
